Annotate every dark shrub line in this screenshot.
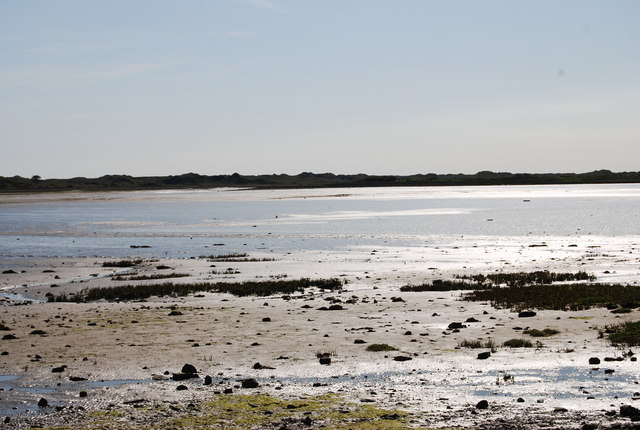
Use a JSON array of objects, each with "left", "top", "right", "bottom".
[
  {"left": 400, "top": 271, "right": 595, "bottom": 292},
  {"left": 463, "top": 283, "right": 640, "bottom": 311},
  {"left": 48, "top": 278, "right": 343, "bottom": 302},
  {"left": 102, "top": 259, "right": 144, "bottom": 268},
  {"left": 112, "top": 273, "right": 190, "bottom": 281},
  {"left": 605, "top": 321, "right": 640, "bottom": 347}
]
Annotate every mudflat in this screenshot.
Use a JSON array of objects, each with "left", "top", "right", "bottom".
[{"left": 1, "top": 245, "right": 639, "bottom": 429}]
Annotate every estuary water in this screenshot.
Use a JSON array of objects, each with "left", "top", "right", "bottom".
[{"left": 1, "top": 184, "right": 639, "bottom": 260}]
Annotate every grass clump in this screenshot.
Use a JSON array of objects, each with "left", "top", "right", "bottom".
[
  {"left": 605, "top": 321, "right": 640, "bottom": 347},
  {"left": 458, "top": 339, "right": 497, "bottom": 351},
  {"left": 366, "top": 344, "right": 399, "bottom": 352},
  {"left": 464, "top": 283, "right": 640, "bottom": 311},
  {"left": 102, "top": 259, "right": 143, "bottom": 268},
  {"left": 48, "top": 278, "right": 343, "bottom": 302},
  {"left": 112, "top": 273, "right": 190, "bottom": 281},
  {"left": 523, "top": 328, "right": 560, "bottom": 337},
  {"left": 503, "top": 338, "right": 534, "bottom": 348},
  {"left": 457, "top": 271, "right": 594, "bottom": 287},
  {"left": 401, "top": 271, "right": 595, "bottom": 292}
]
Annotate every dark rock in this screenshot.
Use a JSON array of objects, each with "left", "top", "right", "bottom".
[
  {"left": 354, "top": 339, "right": 366, "bottom": 344},
  {"left": 517, "top": 398, "right": 525, "bottom": 403},
  {"left": 181, "top": 363, "right": 198, "bottom": 374},
  {"left": 466, "top": 317, "right": 480, "bottom": 323},
  {"left": 204, "top": 375, "right": 212, "bottom": 385},
  {"left": 477, "top": 352, "right": 491, "bottom": 360},
  {"left": 518, "top": 311, "right": 537, "bottom": 318},
  {"left": 168, "top": 310, "right": 183, "bottom": 316},
  {"left": 393, "top": 356, "right": 412, "bottom": 362},
  {"left": 176, "top": 385, "right": 188, "bottom": 391},
  {"left": 620, "top": 404, "right": 640, "bottom": 418},
  {"left": 403, "top": 331, "right": 412, "bottom": 336},
  {"left": 581, "top": 424, "right": 597, "bottom": 430},
  {"left": 172, "top": 373, "right": 199, "bottom": 381},
  {"left": 51, "top": 365, "right": 67, "bottom": 373},
  {"left": 302, "top": 416, "right": 313, "bottom": 426},
  {"left": 391, "top": 297, "right": 405, "bottom": 302},
  {"left": 69, "top": 376, "right": 88, "bottom": 382},
  {"left": 3, "top": 417, "right": 9, "bottom": 424},
  {"left": 253, "top": 362, "right": 274, "bottom": 370},
  {"left": 79, "top": 391, "right": 87, "bottom": 398},
  {"left": 319, "top": 357, "right": 331, "bottom": 365},
  {"left": 223, "top": 388, "right": 233, "bottom": 394},
  {"left": 447, "top": 322, "right": 465, "bottom": 330},
  {"left": 262, "top": 317, "right": 271, "bottom": 322},
  {"left": 38, "top": 398, "right": 49, "bottom": 408},
  {"left": 241, "top": 378, "right": 259, "bottom": 389},
  {"left": 476, "top": 400, "right": 489, "bottom": 409},
  {"left": 588, "top": 357, "right": 600, "bottom": 365},
  {"left": 29, "top": 330, "right": 47, "bottom": 336},
  {"left": 604, "top": 369, "right": 615, "bottom": 374},
  {"left": 1, "top": 334, "right": 17, "bottom": 340},
  {"left": 2, "top": 270, "right": 17, "bottom": 274}
]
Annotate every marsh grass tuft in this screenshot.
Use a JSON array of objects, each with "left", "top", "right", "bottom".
[
  {"left": 401, "top": 271, "right": 595, "bottom": 292},
  {"left": 48, "top": 278, "right": 343, "bottom": 302},
  {"left": 605, "top": 321, "right": 640, "bottom": 347},
  {"left": 366, "top": 344, "right": 399, "bottom": 352},
  {"left": 457, "top": 339, "right": 497, "bottom": 352},
  {"left": 464, "top": 283, "right": 640, "bottom": 311},
  {"left": 102, "top": 259, "right": 143, "bottom": 268},
  {"left": 523, "top": 328, "right": 560, "bottom": 337},
  {"left": 112, "top": 273, "right": 190, "bottom": 281},
  {"left": 503, "top": 338, "right": 534, "bottom": 348}
]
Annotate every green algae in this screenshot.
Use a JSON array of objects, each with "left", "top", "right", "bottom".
[{"left": 38, "top": 393, "right": 427, "bottom": 430}]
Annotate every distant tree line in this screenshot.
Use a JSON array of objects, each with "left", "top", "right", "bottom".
[{"left": 1, "top": 170, "right": 639, "bottom": 192}]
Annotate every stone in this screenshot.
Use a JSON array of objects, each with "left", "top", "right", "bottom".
[
  {"left": 620, "top": 404, "right": 640, "bottom": 418},
  {"left": 172, "top": 373, "right": 198, "bottom": 381},
  {"left": 38, "top": 398, "right": 49, "bottom": 408},
  {"left": 51, "top": 365, "right": 67, "bottom": 373},
  {"left": 176, "top": 385, "right": 188, "bottom": 391},
  {"left": 447, "top": 322, "right": 465, "bottom": 330},
  {"left": 518, "top": 311, "right": 537, "bottom": 318},
  {"left": 466, "top": 317, "right": 480, "bottom": 323},
  {"left": 319, "top": 357, "right": 331, "bottom": 365},
  {"left": 393, "top": 356, "right": 412, "bottom": 362},
  {"left": 204, "top": 375, "right": 212, "bottom": 385},
  {"left": 241, "top": 378, "right": 259, "bottom": 389},
  {"left": 476, "top": 400, "right": 489, "bottom": 409},
  {"left": 262, "top": 317, "right": 271, "bottom": 322},
  {"left": 79, "top": 391, "right": 87, "bottom": 398},
  {"left": 588, "top": 357, "right": 600, "bottom": 365},
  {"left": 181, "top": 364, "right": 197, "bottom": 374},
  {"left": 477, "top": 351, "right": 491, "bottom": 360}
]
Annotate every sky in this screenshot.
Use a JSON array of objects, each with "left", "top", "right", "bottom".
[{"left": 1, "top": 0, "right": 639, "bottom": 179}]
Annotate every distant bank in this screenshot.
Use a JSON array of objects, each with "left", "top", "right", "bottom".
[{"left": 2, "top": 170, "right": 640, "bottom": 193}]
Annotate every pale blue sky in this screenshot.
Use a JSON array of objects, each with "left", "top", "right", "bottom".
[{"left": 1, "top": 0, "right": 639, "bottom": 179}]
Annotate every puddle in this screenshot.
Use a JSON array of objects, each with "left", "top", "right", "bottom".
[{"left": 0, "top": 375, "right": 155, "bottom": 416}]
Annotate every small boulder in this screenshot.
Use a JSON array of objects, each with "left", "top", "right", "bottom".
[
  {"left": 447, "top": 322, "right": 465, "bottom": 330},
  {"left": 181, "top": 364, "right": 197, "bottom": 374},
  {"left": 588, "top": 357, "right": 600, "bottom": 365},
  {"left": 51, "top": 365, "right": 67, "bottom": 373},
  {"left": 204, "top": 375, "right": 212, "bottom": 385},
  {"left": 476, "top": 400, "right": 489, "bottom": 409},
  {"left": 319, "top": 357, "right": 331, "bottom": 365},
  {"left": 38, "top": 398, "right": 49, "bottom": 408},
  {"left": 518, "top": 311, "right": 537, "bottom": 318},
  {"left": 620, "top": 404, "right": 640, "bottom": 418},
  {"left": 477, "top": 351, "right": 491, "bottom": 360},
  {"left": 394, "top": 356, "right": 412, "bottom": 362},
  {"left": 241, "top": 378, "right": 259, "bottom": 389},
  {"left": 176, "top": 385, "right": 188, "bottom": 391}
]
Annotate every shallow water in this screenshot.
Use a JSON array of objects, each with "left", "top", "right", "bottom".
[{"left": 1, "top": 184, "right": 639, "bottom": 261}]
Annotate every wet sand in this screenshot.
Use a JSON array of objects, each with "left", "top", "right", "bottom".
[{"left": 1, "top": 241, "right": 640, "bottom": 429}]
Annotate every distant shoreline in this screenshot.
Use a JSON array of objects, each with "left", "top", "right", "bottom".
[{"left": 2, "top": 169, "right": 640, "bottom": 193}]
